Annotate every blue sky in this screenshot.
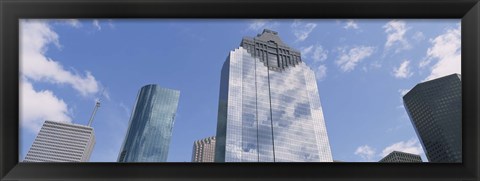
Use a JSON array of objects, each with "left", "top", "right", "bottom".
[{"left": 19, "top": 19, "right": 461, "bottom": 162}]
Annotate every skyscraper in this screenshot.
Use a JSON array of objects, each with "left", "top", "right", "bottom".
[
  {"left": 215, "top": 29, "right": 333, "bottom": 162},
  {"left": 191, "top": 136, "right": 216, "bottom": 162},
  {"left": 403, "top": 74, "right": 462, "bottom": 162},
  {"left": 23, "top": 120, "right": 95, "bottom": 162},
  {"left": 379, "top": 151, "right": 422, "bottom": 162},
  {"left": 118, "top": 84, "right": 180, "bottom": 162}
]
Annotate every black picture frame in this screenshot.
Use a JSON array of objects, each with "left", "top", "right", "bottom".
[{"left": 1, "top": 0, "right": 479, "bottom": 180}]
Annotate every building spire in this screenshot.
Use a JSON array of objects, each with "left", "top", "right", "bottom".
[{"left": 87, "top": 88, "right": 104, "bottom": 127}]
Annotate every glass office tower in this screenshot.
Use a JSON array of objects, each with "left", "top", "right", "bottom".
[
  {"left": 215, "top": 29, "right": 333, "bottom": 162},
  {"left": 403, "top": 74, "right": 462, "bottom": 162},
  {"left": 118, "top": 84, "right": 180, "bottom": 162}
]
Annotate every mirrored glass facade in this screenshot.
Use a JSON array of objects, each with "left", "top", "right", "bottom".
[
  {"left": 403, "top": 74, "right": 462, "bottom": 162},
  {"left": 215, "top": 29, "right": 333, "bottom": 162},
  {"left": 118, "top": 84, "right": 180, "bottom": 162}
]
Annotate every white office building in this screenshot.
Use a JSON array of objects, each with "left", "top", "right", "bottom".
[{"left": 24, "top": 120, "right": 96, "bottom": 162}]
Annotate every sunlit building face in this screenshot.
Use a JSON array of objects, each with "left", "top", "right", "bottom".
[
  {"left": 118, "top": 84, "right": 180, "bottom": 162},
  {"left": 215, "top": 29, "right": 333, "bottom": 162},
  {"left": 192, "top": 136, "right": 216, "bottom": 162}
]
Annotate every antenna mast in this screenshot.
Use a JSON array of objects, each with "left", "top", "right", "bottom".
[{"left": 88, "top": 88, "right": 104, "bottom": 127}]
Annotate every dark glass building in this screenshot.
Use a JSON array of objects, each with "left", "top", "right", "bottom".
[
  {"left": 403, "top": 74, "right": 462, "bottom": 162},
  {"left": 379, "top": 151, "right": 422, "bottom": 162},
  {"left": 215, "top": 29, "right": 333, "bottom": 162},
  {"left": 118, "top": 84, "right": 180, "bottom": 162}
]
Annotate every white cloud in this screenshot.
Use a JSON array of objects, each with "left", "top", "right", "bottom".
[
  {"left": 93, "top": 19, "right": 101, "bottom": 30},
  {"left": 248, "top": 19, "right": 267, "bottom": 31},
  {"left": 301, "top": 44, "right": 328, "bottom": 63},
  {"left": 396, "top": 88, "right": 412, "bottom": 109},
  {"left": 312, "top": 45, "right": 328, "bottom": 62},
  {"left": 300, "top": 45, "right": 314, "bottom": 57},
  {"left": 20, "top": 20, "right": 100, "bottom": 96},
  {"left": 20, "top": 79, "right": 72, "bottom": 133},
  {"left": 355, "top": 145, "right": 376, "bottom": 161},
  {"left": 301, "top": 44, "right": 328, "bottom": 81},
  {"left": 383, "top": 20, "right": 411, "bottom": 52},
  {"left": 423, "top": 25, "right": 461, "bottom": 81},
  {"left": 343, "top": 19, "right": 359, "bottom": 30},
  {"left": 107, "top": 19, "right": 115, "bottom": 29},
  {"left": 362, "top": 66, "right": 368, "bottom": 72},
  {"left": 393, "top": 60, "right": 413, "bottom": 78},
  {"left": 371, "top": 61, "right": 382, "bottom": 69},
  {"left": 363, "top": 61, "right": 382, "bottom": 73},
  {"left": 419, "top": 59, "right": 432, "bottom": 68},
  {"left": 62, "top": 19, "right": 82, "bottom": 28},
  {"left": 102, "top": 89, "right": 111, "bottom": 101},
  {"left": 315, "top": 65, "right": 327, "bottom": 80},
  {"left": 291, "top": 20, "right": 317, "bottom": 42},
  {"left": 398, "top": 88, "right": 411, "bottom": 96},
  {"left": 413, "top": 31, "right": 425, "bottom": 41},
  {"left": 19, "top": 19, "right": 102, "bottom": 133},
  {"left": 335, "top": 46, "right": 375, "bottom": 72},
  {"left": 386, "top": 124, "right": 404, "bottom": 133},
  {"left": 96, "top": 87, "right": 111, "bottom": 102},
  {"left": 247, "top": 19, "right": 279, "bottom": 32},
  {"left": 119, "top": 102, "right": 131, "bottom": 118},
  {"left": 381, "top": 139, "right": 424, "bottom": 157}
]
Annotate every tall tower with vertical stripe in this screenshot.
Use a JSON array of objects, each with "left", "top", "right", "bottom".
[{"left": 215, "top": 29, "right": 333, "bottom": 162}]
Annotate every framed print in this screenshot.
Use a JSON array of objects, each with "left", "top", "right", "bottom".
[{"left": 1, "top": 0, "right": 479, "bottom": 180}]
